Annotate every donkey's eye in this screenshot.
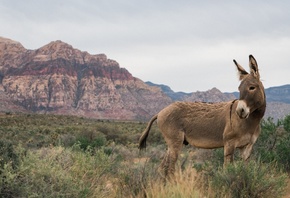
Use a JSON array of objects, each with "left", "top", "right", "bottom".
[{"left": 249, "top": 86, "right": 256, "bottom": 91}]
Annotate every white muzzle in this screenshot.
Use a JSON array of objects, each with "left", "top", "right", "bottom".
[{"left": 236, "top": 100, "right": 250, "bottom": 119}]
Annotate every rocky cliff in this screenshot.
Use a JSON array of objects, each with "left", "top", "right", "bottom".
[{"left": 0, "top": 37, "right": 172, "bottom": 120}]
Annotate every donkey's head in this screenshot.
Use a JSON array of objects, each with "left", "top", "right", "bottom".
[{"left": 233, "top": 55, "right": 266, "bottom": 119}]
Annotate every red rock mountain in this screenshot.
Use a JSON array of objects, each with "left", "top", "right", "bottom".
[{"left": 0, "top": 37, "right": 172, "bottom": 120}]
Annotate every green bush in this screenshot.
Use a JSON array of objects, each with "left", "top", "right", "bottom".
[
  {"left": 279, "top": 114, "right": 290, "bottom": 170},
  {"left": 0, "top": 146, "right": 120, "bottom": 197},
  {"left": 0, "top": 141, "right": 21, "bottom": 197},
  {"left": 254, "top": 116, "right": 290, "bottom": 171},
  {"left": 276, "top": 135, "right": 290, "bottom": 171},
  {"left": 198, "top": 161, "right": 287, "bottom": 198},
  {"left": 0, "top": 140, "right": 19, "bottom": 170},
  {"left": 0, "top": 162, "right": 21, "bottom": 197},
  {"left": 76, "top": 130, "right": 107, "bottom": 151},
  {"left": 283, "top": 114, "right": 290, "bottom": 132}
]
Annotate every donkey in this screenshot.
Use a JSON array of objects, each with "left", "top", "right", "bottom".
[{"left": 139, "top": 55, "right": 266, "bottom": 178}]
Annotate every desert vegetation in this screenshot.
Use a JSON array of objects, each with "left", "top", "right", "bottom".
[{"left": 0, "top": 113, "right": 289, "bottom": 197}]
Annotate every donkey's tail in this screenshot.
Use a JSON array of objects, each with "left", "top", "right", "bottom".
[{"left": 138, "top": 114, "right": 158, "bottom": 150}]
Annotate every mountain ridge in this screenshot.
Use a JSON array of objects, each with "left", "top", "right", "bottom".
[
  {"left": 0, "top": 36, "right": 289, "bottom": 120},
  {"left": 147, "top": 81, "right": 290, "bottom": 104},
  {"left": 0, "top": 36, "right": 172, "bottom": 120}
]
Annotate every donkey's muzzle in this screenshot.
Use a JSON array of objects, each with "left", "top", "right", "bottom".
[{"left": 236, "top": 100, "right": 250, "bottom": 119}]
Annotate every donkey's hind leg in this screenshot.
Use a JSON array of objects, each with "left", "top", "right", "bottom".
[
  {"left": 159, "top": 150, "right": 170, "bottom": 179},
  {"left": 159, "top": 130, "right": 184, "bottom": 180}
]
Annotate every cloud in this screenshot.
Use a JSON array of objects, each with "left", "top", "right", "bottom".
[{"left": 1, "top": 0, "right": 290, "bottom": 92}]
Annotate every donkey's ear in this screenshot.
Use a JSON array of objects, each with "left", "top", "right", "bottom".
[
  {"left": 249, "top": 55, "right": 260, "bottom": 79},
  {"left": 233, "top": 59, "right": 248, "bottom": 80}
]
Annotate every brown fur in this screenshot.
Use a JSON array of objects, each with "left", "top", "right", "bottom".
[{"left": 139, "top": 55, "right": 266, "bottom": 178}]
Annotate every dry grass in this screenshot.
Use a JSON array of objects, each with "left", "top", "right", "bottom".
[
  {"left": 135, "top": 166, "right": 201, "bottom": 198},
  {"left": 283, "top": 177, "right": 290, "bottom": 198}
]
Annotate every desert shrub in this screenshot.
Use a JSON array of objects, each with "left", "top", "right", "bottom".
[
  {"left": 2, "top": 146, "right": 121, "bottom": 197},
  {"left": 283, "top": 114, "right": 290, "bottom": 132},
  {"left": 254, "top": 117, "right": 282, "bottom": 162},
  {"left": 146, "top": 126, "right": 164, "bottom": 146},
  {"left": 0, "top": 161, "right": 21, "bottom": 197},
  {"left": 198, "top": 160, "right": 287, "bottom": 198},
  {"left": 277, "top": 137, "right": 290, "bottom": 171},
  {"left": 76, "top": 130, "right": 107, "bottom": 151},
  {"left": 254, "top": 116, "right": 290, "bottom": 170},
  {"left": 18, "top": 150, "right": 82, "bottom": 197},
  {"left": 279, "top": 114, "right": 290, "bottom": 170},
  {"left": 212, "top": 148, "right": 225, "bottom": 165},
  {"left": 0, "top": 140, "right": 19, "bottom": 170},
  {"left": 0, "top": 141, "right": 21, "bottom": 197},
  {"left": 96, "top": 123, "right": 112, "bottom": 134},
  {"left": 144, "top": 144, "right": 166, "bottom": 164},
  {"left": 116, "top": 157, "right": 160, "bottom": 197},
  {"left": 275, "top": 134, "right": 290, "bottom": 171},
  {"left": 60, "top": 133, "right": 76, "bottom": 147},
  {"left": 97, "top": 124, "right": 130, "bottom": 145}
]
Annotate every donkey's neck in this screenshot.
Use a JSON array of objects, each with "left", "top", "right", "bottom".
[{"left": 252, "top": 102, "right": 266, "bottom": 119}]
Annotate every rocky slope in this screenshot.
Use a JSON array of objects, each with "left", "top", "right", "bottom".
[
  {"left": 145, "top": 81, "right": 191, "bottom": 101},
  {"left": 183, "top": 87, "right": 236, "bottom": 103},
  {"left": 0, "top": 37, "right": 172, "bottom": 120}
]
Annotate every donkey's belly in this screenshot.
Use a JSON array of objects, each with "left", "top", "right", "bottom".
[
  {"left": 184, "top": 122, "right": 225, "bottom": 149},
  {"left": 188, "top": 137, "right": 224, "bottom": 149}
]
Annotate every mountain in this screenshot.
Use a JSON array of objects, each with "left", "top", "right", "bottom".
[
  {"left": 0, "top": 37, "right": 172, "bottom": 120},
  {"left": 265, "top": 84, "right": 290, "bottom": 104},
  {"left": 0, "top": 37, "right": 289, "bottom": 121},
  {"left": 145, "top": 81, "right": 191, "bottom": 100},
  {"left": 145, "top": 82, "right": 236, "bottom": 102},
  {"left": 183, "top": 87, "right": 236, "bottom": 102}
]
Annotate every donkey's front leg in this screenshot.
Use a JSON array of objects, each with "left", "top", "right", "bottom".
[
  {"left": 240, "top": 144, "right": 253, "bottom": 161},
  {"left": 224, "top": 141, "right": 235, "bottom": 165},
  {"left": 240, "top": 131, "right": 259, "bottom": 161}
]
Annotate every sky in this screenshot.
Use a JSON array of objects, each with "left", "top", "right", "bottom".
[{"left": 1, "top": 0, "right": 290, "bottom": 93}]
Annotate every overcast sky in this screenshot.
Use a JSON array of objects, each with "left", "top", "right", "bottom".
[{"left": 1, "top": 0, "right": 290, "bottom": 92}]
